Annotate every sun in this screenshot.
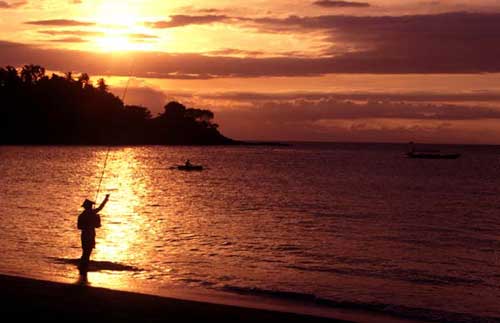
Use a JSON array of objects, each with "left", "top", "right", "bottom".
[
  {"left": 95, "top": 34, "right": 133, "bottom": 52},
  {"left": 90, "top": 1, "right": 155, "bottom": 52},
  {"left": 94, "top": 31, "right": 158, "bottom": 52}
]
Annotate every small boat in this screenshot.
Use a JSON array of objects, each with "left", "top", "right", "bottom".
[
  {"left": 177, "top": 164, "right": 203, "bottom": 171},
  {"left": 405, "top": 142, "right": 461, "bottom": 159},
  {"left": 406, "top": 152, "right": 461, "bottom": 159}
]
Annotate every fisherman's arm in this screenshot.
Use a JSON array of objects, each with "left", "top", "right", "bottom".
[{"left": 95, "top": 194, "right": 110, "bottom": 212}]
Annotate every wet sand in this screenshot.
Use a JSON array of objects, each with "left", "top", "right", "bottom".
[{"left": 0, "top": 274, "right": 350, "bottom": 322}]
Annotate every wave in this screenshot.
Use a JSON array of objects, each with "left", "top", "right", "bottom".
[
  {"left": 50, "top": 257, "right": 141, "bottom": 272},
  {"left": 284, "top": 264, "right": 483, "bottom": 286},
  {"left": 220, "top": 285, "right": 500, "bottom": 323}
]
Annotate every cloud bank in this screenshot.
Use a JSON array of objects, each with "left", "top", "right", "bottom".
[
  {"left": 146, "top": 15, "right": 229, "bottom": 29},
  {"left": 173, "top": 91, "right": 500, "bottom": 143},
  {"left": 5, "top": 12, "right": 498, "bottom": 76},
  {"left": 25, "top": 19, "right": 94, "bottom": 26},
  {"left": 312, "top": 1, "right": 371, "bottom": 8}
]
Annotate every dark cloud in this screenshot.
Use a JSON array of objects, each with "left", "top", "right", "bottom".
[
  {"left": 244, "top": 12, "right": 500, "bottom": 73},
  {"left": 260, "top": 99, "right": 500, "bottom": 121},
  {"left": 146, "top": 15, "right": 229, "bottom": 28},
  {"left": 312, "top": 1, "right": 370, "bottom": 8},
  {"left": 197, "top": 8, "right": 224, "bottom": 14},
  {"left": 176, "top": 92, "right": 500, "bottom": 121},
  {"left": 25, "top": 19, "right": 94, "bottom": 26},
  {"left": 422, "top": 1, "right": 441, "bottom": 5},
  {"left": 37, "top": 30, "right": 157, "bottom": 42},
  {"left": 0, "top": 1, "right": 27, "bottom": 9},
  {"left": 0, "top": 40, "right": 336, "bottom": 78},
  {"left": 1, "top": 35, "right": 500, "bottom": 79},
  {"left": 206, "top": 48, "right": 266, "bottom": 57},
  {"left": 3, "top": 12, "right": 500, "bottom": 76},
  {"left": 47, "top": 37, "right": 86, "bottom": 43},
  {"left": 37, "top": 30, "right": 100, "bottom": 44},
  {"left": 176, "top": 92, "right": 500, "bottom": 143},
  {"left": 108, "top": 87, "right": 500, "bottom": 124},
  {"left": 110, "top": 85, "right": 168, "bottom": 115},
  {"left": 38, "top": 30, "right": 104, "bottom": 37},
  {"left": 190, "top": 91, "right": 500, "bottom": 104}
]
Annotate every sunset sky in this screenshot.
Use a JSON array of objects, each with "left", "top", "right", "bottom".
[{"left": 2, "top": 0, "right": 500, "bottom": 144}]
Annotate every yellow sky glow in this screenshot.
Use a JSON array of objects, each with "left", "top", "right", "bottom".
[{"left": 90, "top": 1, "right": 158, "bottom": 52}]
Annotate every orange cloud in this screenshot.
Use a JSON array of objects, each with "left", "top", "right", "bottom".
[
  {"left": 146, "top": 15, "right": 229, "bottom": 28},
  {"left": 25, "top": 19, "right": 94, "bottom": 26},
  {"left": 0, "top": 1, "right": 27, "bottom": 9},
  {"left": 312, "top": 1, "right": 370, "bottom": 8}
]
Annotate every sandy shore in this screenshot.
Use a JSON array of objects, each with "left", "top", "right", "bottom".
[{"left": 0, "top": 274, "right": 352, "bottom": 322}]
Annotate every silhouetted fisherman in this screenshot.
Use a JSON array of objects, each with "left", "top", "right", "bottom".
[
  {"left": 185, "top": 159, "right": 192, "bottom": 167},
  {"left": 77, "top": 194, "right": 109, "bottom": 276}
]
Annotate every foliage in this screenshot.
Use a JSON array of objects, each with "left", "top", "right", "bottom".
[{"left": 0, "top": 64, "right": 234, "bottom": 145}]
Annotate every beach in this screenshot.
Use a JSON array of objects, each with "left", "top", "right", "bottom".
[{"left": 0, "top": 274, "right": 351, "bottom": 322}]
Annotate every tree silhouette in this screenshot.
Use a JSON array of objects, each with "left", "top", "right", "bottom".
[
  {"left": 20, "top": 64, "right": 46, "bottom": 85},
  {"left": 0, "top": 66, "right": 21, "bottom": 88},
  {"left": 65, "top": 71, "right": 74, "bottom": 82},
  {"left": 97, "top": 78, "right": 108, "bottom": 92},
  {"left": 162, "top": 101, "right": 186, "bottom": 120},
  {"left": 78, "top": 73, "right": 90, "bottom": 88},
  {"left": 0, "top": 64, "right": 236, "bottom": 145}
]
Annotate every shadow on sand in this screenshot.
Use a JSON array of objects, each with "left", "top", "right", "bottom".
[{"left": 50, "top": 257, "right": 141, "bottom": 272}]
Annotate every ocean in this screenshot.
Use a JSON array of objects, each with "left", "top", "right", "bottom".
[{"left": 0, "top": 143, "right": 499, "bottom": 322}]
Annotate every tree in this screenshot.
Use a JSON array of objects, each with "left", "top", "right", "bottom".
[
  {"left": 20, "top": 65, "right": 45, "bottom": 85},
  {"left": 162, "top": 101, "right": 186, "bottom": 120},
  {"left": 0, "top": 67, "right": 7, "bottom": 87},
  {"left": 185, "top": 108, "right": 214, "bottom": 122},
  {"left": 97, "top": 78, "right": 108, "bottom": 91},
  {"left": 65, "top": 71, "right": 74, "bottom": 82},
  {"left": 0, "top": 66, "right": 20, "bottom": 89},
  {"left": 124, "top": 105, "right": 152, "bottom": 120},
  {"left": 78, "top": 73, "right": 90, "bottom": 88},
  {"left": 0, "top": 64, "right": 234, "bottom": 145}
]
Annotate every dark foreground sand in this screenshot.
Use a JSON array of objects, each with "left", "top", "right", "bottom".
[{"left": 0, "top": 274, "right": 351, "bottom": 322}]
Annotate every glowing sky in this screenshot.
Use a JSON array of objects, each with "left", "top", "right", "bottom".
[{"left": 2, "top": 0, "right": 500, "bottom": 143}]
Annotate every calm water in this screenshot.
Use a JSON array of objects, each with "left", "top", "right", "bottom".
[{"left": 1, "top": 143, "right": 500, "bottom": 322}]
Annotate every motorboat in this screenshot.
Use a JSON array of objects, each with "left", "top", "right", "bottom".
[
  {"left": 406, "top": 152, "right": 461, "bottom": 159},
  {"left": 406, "top": 142, "right": 461, "bottom": 159},
  {"left": 177, "top": 164, "right": 203, "bottom": 171}
]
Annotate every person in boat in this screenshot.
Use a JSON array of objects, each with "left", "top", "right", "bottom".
[
  {"left": 77, "top": 194, "right": 109, "bottom": 275},
  {"left": 408, "top": 141, "right": 415, "bottom": 153},
  {"left": 185, "top": 159, "right": 192, "bottom": 167}
]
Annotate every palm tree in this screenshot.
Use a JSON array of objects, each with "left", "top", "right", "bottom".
[
  {"left": 78, "top": 73, "right": 91, "bottom": 88},
  {"left": 97, "top": 78, "right": 108, "bottom": 91},
  {"left": 20, "top": 64, "right": 45, "bottom": 85}
]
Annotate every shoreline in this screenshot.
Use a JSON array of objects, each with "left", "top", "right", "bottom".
[
  {"left": 0, "top": 274, "right": 348, "bottom": 323},
  {"left": 0, "top": 273, "right": 429, "bottom": 323}
]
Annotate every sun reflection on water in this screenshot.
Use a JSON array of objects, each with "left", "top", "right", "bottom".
[{"left": 92, "top": 148, "right": 150, "bottom": 271}]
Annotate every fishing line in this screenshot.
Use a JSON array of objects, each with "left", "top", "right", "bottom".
[
  {"left": 93, "top": 56, "right": 136, "bottom": 202},
  {"left": 94, "top": 147, "right": 111, "bottom": 202}
]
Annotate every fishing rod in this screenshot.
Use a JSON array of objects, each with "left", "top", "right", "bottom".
[
  {"left": 94, "top": 57, "right": 135, "bottom": 203},
  {"left": 94, "top": 148, "right": 111, "bottom": 203}
]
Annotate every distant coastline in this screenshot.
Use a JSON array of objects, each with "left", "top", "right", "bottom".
[{"left": 239, "top": 141, "right": 290, "bottom": 147}]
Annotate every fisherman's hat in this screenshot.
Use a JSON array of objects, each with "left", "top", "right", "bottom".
[{"left": 82, "top": 199, "right": 96, "bottom": 208}]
